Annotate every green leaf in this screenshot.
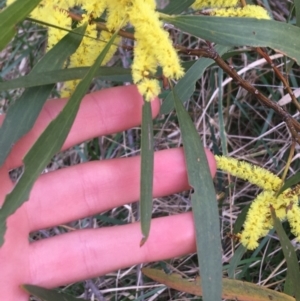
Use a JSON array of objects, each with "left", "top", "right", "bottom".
[
  {"left": 173, "top": 90, "right": 222, "bottom": 301},
  {"left": 160, "top": 0, "right": 195, "bottom": 14},
  {"left": 160, "top": 45, "right": 230, "bottom": 115},
  {"left": 161, "top": 15, "right": 300, "bottom": 64},
  {"left": 233, "top": 204, "right": 250, "bottom": 234},
  {"left": 227, "top": 244, "right": 246, "bottom": 279},
  {"left": 0, "top": 67, "right": 132, "bottom": 92},
  {"left": 0, "top": 25, "right": 87, "bottom": 167},
  {"left": 140, "top": 101, "right": 154, "bottom": 245},
  {"left": 295, "top": 0, "right": 300, "bottom": 27},
  {"left": 0, "top": 0, "right": 43, "bottom": 51},
  {"left": 22, "top": 285, "right": 83, "bottom": 301},
  {"left": 271, "top": 208, "right": 300, "bottom": 300},
  {"left": 238, "top": 230, "right": 275, "bottom": 280},
  {"left": 0, "top": 28, "right": 119, "bottom": 247},
  {"left": 142, "top": 267, "right": 297, "bottom": 301},
  {"left": 277, "top": 171, "right": 300, "bottom": 196}
]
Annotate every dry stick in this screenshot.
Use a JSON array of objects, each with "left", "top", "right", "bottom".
[
  {"left": 255, "top": 47, "right": 300, "bottom": 112},
  {"left": 240, "top": 0, "right": 247, "bottom": 7}
]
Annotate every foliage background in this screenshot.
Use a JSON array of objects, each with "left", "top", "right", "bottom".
[{"left": 1, "top": 0, "right": 300, "bottom": 300}]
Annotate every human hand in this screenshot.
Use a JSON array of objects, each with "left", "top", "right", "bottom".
[{"left": 0, "top": 85, "right": 216, "bottom": 300}]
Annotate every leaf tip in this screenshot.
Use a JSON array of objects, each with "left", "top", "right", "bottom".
[
  {"left": 140, "top": 235, "right": 147, "bottom": 247},
  {"left": 0, "top": 219, "right": 7, "bottom": 248}
]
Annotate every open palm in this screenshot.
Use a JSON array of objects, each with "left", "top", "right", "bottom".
[{"left": 0, "top": 85, "right": 216, "bottom": 300}]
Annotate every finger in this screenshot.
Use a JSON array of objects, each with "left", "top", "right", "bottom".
[
  {"left": 29, "top": 212, "right": 196, "bottom": 288},
  {"left": 26, "top": 148, "right": 217, "bottom": 231},
  {"left": 0, "top": 171, "right": 32, "bottom": 301},
  {"left": 3, "top": 85, "right": 160, "bottom": 169}
]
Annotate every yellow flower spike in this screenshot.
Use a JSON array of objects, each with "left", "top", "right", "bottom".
[
  {"left": 283, "top": 184, "right": 300, "bottom": 199},
  {"left": 81, "top": 1, "right": 108, "bottom": 18},
  {"left": 137, "top": 78, "right": 161, "bottom": 102},
  {"left": 126, "top": 0, "right": 184, "bottom": 101},
  {"left": 212, "top": 5, "right": 270, "bottom": 19},
  {"left": 46, "top": 8, "right": 72, "bottom": 51},
  {"left": 61, "top": 18, "right": 99, "bottom": 97},
  {"left": 287, "top": 203, "right": 300, "bottom": 239},
  {"left": 239, "top": 190, "right": 275, "bottom": 250},
  {"left": 192, "top": 0, "right": 239, "bottom": 9},
  {"left": 7, "top": 0, "right": 183, "bottom": 101},
  {"left": 215, "top": 156, "right": 282, "bottom": 191},
  {"left": 105, "top": 0, "right": 131, "bottom": 31},
  {"left": 216, "top": 155, "right": 300, "bottom": 249},
  {"left": 131, "top": 40, "right": 158, "bottom": 84},
  {"left": 239, "top": 189, "right": 299, "bottom": 249},
  {"left": 62, "top": 27, "right": 121, "bottom": 97},
  {"left": 61, "top": 1, "right": 123, "bottom": 97}
]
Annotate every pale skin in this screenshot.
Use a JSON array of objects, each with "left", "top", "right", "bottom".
[{"left": 0, "top": 85, "right": 216, "bottom": 300}]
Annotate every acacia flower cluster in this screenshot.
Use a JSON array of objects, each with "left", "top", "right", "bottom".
[
  {"left": 6, "top": 0, "right": 119, "bottom": 97},
  {"left": 192, "top": 0, "right": 270, "bottom": 19},
  {"left": 215, "top": 156, "right": 300, "bottom": 250},
  {"left": 6, "top": 0, "right": 184, "bottom": 101},
  {"left": 6, "top": 0, "right": 270, "bottom": 100}
]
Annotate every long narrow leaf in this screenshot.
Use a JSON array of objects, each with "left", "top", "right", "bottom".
[
  {"left": 227, "top": 245, "right": 246, "bottom": 279},
  {"left": 271, "top": 208, "right": 300, "bottom": 301},
  {"left": 161, "top": 15, "right": 300, "bottom": 64},
  {"left": 140, "top": 101, "right": 154, "bottom": 245},
  {"left": 160, "top": 45, "right": 230, "bottom": 115},
  {"left": 22, "top": 285, "right": 82, "bottom": 301},
  {"left": 160, "top": 0, "right": 195, "bottom": 14},
  {"left": 0, "top": 59, "right": 211, "bottom": 92},
  {"left": 142, "top": 268, "right": 296, "bottom": 301},
  {"left": 295, "top": 0, "right": 300, "bottom": 27},
  {"left": 173, "top": 90, "right": 222, "bottom": 301},
  {"left": 277, "top": 171, "right": 300, "bottom": 196},
  {"left": 0, "top": 0, "right": 43, "bottom": 51},
  {"left": 0, "top": 27, "right": 119, "bottom": 247},
  {"left": 0, "top": 67, "right": 132, "bottom": 92},
  {"left": 0, "top": 25, "right": 87, "bottom": 166}
]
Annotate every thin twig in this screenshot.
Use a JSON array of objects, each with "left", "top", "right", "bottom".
[
  {"left": 206, "top": 46, "right": 300, "bottom": 145},
  {"left": 240, "top": 0, "right": 247, "bottom": 7},
  {"left": 255, "top": 47, "right": 300, "bottom": 112}
]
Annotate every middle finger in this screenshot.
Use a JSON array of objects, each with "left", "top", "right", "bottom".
[{"left": 26, "top": 148, "right": 218, "bottom": 232}]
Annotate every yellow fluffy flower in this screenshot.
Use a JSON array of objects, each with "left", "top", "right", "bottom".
[
  {"left": 192, "top": 0, "right": 239, "bottom": 9},
  {"left": 191, "top": 0, "right": 270, "bottom": 20},
  {"left": 287, "top": 204, "right": 300, "bottom": 239},
  {"left": 127, "top": 0, "right": 184, "bottom": 101},
  {"left": 6, "top": 0, "right": 184, "bottom": 100},
  {"left": 239, "top": 192, "right": 272, "bottom": 250},
  {"left": 216, "top": 155, "right": 300, "bottom": 250},
  {"left": 215, "top": 156, "right": 282, "bottom": 191},
  {"left": 61, "top": 11, "right": 121, "bottom": 97},
  {"left": 105, "top": 0, "right": 131, "bottom": 31},
  {"left": 239, "top": 190, "right": 297, "bottom": 250},
  {"left": 213, "top": 5, "right": 270, "bottom": 19},
  {"left": 5, "top": 0, "right": 269, "bottom": 99},
  {"left": 137, "top": 78, "right": 161, "bottom": 102}
]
